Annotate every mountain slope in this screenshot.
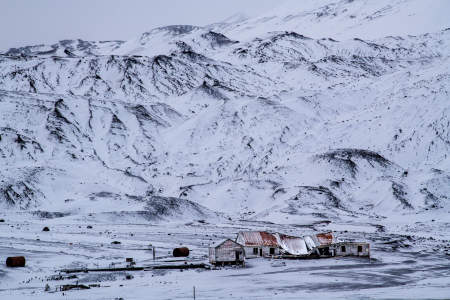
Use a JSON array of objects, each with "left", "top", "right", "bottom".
[
  {"left": 0, "top": 1, "right": 449, "bottom": 229},
  {"left": 212, "top": 0, "right": 450, "bottom": 41}
]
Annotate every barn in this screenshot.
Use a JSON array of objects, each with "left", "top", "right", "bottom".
[
  {"left": 209, "top": 239, "right": 245, "bottom": 265},
  {"left": 236, "top": 231, "right": 280, "bottom": 258}
]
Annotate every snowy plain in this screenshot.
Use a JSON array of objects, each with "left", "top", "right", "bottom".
[{"left": 1, "top": 0, "right": 450, "bottom": 299}]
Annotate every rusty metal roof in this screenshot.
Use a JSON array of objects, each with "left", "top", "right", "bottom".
[
  {"left": 237, "top": 231, "right": 279, "bottom": 247},
  {"left": 236, "top": 231, "right": 336, "bottom": 249},
  {"left": 316, "top": 232, "right": 334, "bottom": 245}
]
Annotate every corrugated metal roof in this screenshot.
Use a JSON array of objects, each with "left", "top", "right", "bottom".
[
  {"left": 276, "top": 234, "right": 308, "bottom": 255},
  {"left": 304, "top": 235, "right": 317, "bottom": 250},
  {"left": 237, "top": 231, "right": 278, "bottom": 247},
  {"left": 236, "top": 231, "right": 337, "bottom": 253},
  {"left": 316, "top": 232, "right": 334, "bottom": 245}
]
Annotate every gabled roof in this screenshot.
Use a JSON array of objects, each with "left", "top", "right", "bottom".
[
  {"left": 303, "top": 232, "right": 336, "bottom": 248},
  {"left": 210, "top": 238, "right": 242, "bottom": 248},
  {"left": 235, "top": 231, "right": 337, "bottom": 252},
  {"left": 316, "top": 232, "right": 334, "bottom": 245},
  {"left": 236, "top": 231, "right": 278, "bottom": 247}
]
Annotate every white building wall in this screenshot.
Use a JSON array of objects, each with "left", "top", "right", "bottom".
[
  {"left": 243, "top": 246, "right": 279, "bottom": 258},
  {"left": 334, "top": 243, "right": 370, "bottom": 257},
  {"left": 243, "top": 246, "right": 259, "bottom": 258},
  {"left": 210, "top": 240, "right": 245, "bottom": 264}
]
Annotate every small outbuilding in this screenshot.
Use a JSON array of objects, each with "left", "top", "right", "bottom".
[
  {"left": 236, "top": 231, "right": 280, "bottom": 258},
  {"left": 209, "top": 239, "right": 245, "bottom": 265},
  {"left": 332, "top": 242, "right": 370, "bottom": 257}
]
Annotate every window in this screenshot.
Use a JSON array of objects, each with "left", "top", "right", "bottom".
[
  {"left": 341, "top": 245, "right": 346, "bottom": 252},
  {"left": 253, "top": 248, "right": 258, "bottom": 255},
  {"left": 269, "top": 248, "right": 275, "bottom": 255},
  {"left": 358, "top": 245, "right": 363, "bottom": 252}
]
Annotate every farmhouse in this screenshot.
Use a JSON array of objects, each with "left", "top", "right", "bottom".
[
  {"left": 209, "top": 239, "right": 245, "bottom": 265},
  {"left": 236, "top": 231, "right": 280, "bottom": 258}
]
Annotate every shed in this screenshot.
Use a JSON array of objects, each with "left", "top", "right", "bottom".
[
  {"left": 236, "top": 231, "right": 280, "bottom": 258},
  {"left": 209, "top": 239, "right": 245, "bottom": 265},
  {"left": 333, "top": 242, "right": 370, "bottom": 257}
]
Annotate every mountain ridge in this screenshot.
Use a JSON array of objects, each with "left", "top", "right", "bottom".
[{"left": 0, "top": 0, "right": 449, "bottom": 228}]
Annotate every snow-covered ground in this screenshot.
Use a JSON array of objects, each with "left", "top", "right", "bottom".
[
  {"left": 1, "top": 0, "right": 450, "bottom": 298},
  {"left": 0, "top": 215, "right": 449, "bottom": 300}
]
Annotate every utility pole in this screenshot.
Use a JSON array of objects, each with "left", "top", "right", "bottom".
[
  {"left": 150, "top": 244, "right": 156, "bottom": 260},
  {"left": 193, "top": 286, "right": 196, "bottom": 300}
]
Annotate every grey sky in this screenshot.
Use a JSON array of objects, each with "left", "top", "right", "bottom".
[{"left": 0, "top": 0, "right": 285, "bottom": 49}]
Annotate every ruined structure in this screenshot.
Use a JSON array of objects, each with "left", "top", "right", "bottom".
[
  {"left": 210, "top": 231, "right": 369, "bottom": 263},
  {"left": 332, "top": 242, "right": 370, "bottom": 257}
]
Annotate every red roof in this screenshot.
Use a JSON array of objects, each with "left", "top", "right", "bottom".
[
  {"left": 237, "top": 231, "right": 278, "bottom": 247},
  {"left": 316, "top": 232, "right": 333, "bottom": 245}
]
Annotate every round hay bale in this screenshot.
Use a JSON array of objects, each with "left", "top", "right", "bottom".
[{"left": 6, "top": 256, "right": 26, "bottom": 267}]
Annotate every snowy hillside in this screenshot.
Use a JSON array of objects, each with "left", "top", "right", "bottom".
[
  {"left": 212, "top": 0, "right": 450, "bottom": 40},
  {"left": 1, "top": 26, "right": 449, "bottom": 223}
]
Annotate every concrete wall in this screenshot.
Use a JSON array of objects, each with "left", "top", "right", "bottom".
[
  {"left": 261, "top": 246, "right": 280, "bottom": 257},
  {"left": 243, "top": 246, "right": 259, "bottom": 258},
  {"left": 243, "top": 246, "right": 280, "bottom": 258},
  {"left": 334, "top": 243, "right": 370, "bottom": 257}
]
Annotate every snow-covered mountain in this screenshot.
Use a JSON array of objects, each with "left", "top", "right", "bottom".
[
  {"left": 0, "top": 0, "right": 449, "bottom": 228},
  {"left": 212, "top": 0, "right": 450, "bottom": 40}
]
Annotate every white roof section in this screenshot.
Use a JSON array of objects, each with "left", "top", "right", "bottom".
[{"left": 276, "top": 234, "right": 309, "bottom": 255}]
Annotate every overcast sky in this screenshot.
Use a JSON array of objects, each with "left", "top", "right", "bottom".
[{"left": 0, "top": 0, "right": 285, "bottom": 49}]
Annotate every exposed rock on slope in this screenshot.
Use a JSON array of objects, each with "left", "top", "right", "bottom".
[{"left": 0, "top": 0, "right": 449, "bottom": 225}]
